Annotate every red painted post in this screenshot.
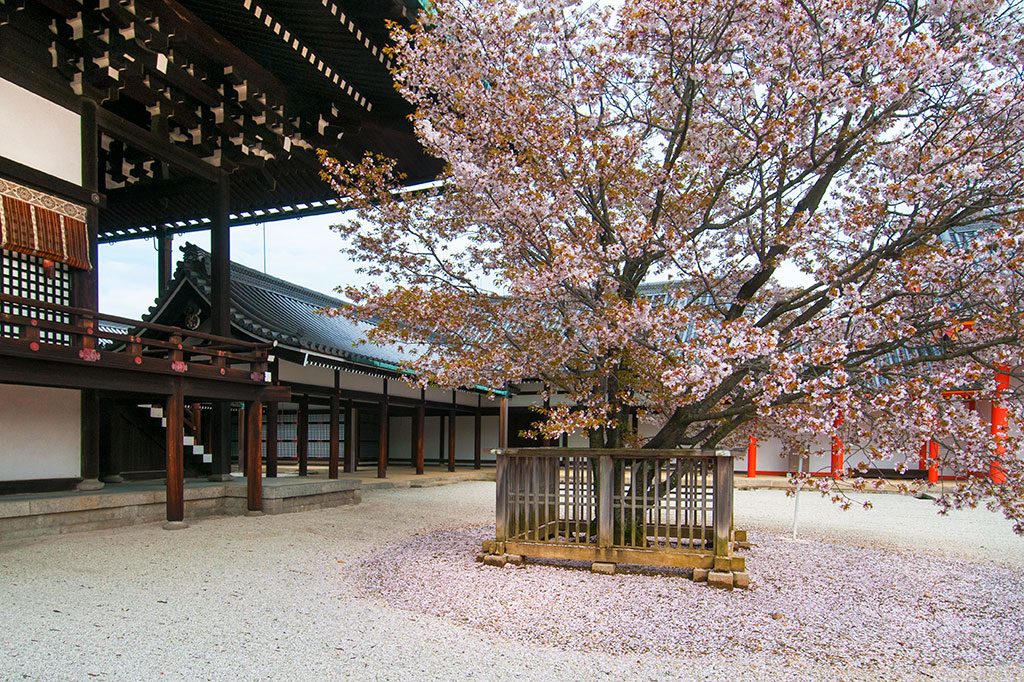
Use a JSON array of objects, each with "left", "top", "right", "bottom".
[
  {"left": 991, "top": 368, "right": 1009, "bottom": 484},
  {"left": 830, "top": 415, "right": 844, "bottom": 480},
  {"left": 746, "top": 435, "right": 757, "bottom": 478},
  {"left": 928, "top": 439, "right": 939, "bottom": 484}
]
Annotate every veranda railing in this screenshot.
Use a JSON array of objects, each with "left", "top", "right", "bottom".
[{"left": 483, "top": 448, "right": 746, "bottom": 583}]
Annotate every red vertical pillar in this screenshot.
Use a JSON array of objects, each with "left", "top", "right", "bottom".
[
  {"left": 746, "top": 435, "right": 757, "bottom": 478},
  {"left": 991, "top": 368, "right": 1009, "bottom": 484},
  {"left": 928, "top": 439, "right": 939, "bottom": 484},
  {"left": 830, "top": 415, "right": 844, "bottom": 479}
]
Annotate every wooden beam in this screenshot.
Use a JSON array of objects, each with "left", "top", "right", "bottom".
[
  {"left": 95, "top": 106, "right": 219, "bottom": 182},
  {"left": 0, "top": 353, "right": 287, "bottom": 401},
  {"left": 164, "top": 380, "right": 185, "bottom": 525},
  {"left": 297, "top": 394, "right": 309, "bottom": 476},
  {"left": 0, "top": 155, "right": 105, "bottom": 208}
]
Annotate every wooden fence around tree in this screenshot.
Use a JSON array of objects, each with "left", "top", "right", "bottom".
[{"left": 486, "top": 448, "right": 744, "bottom": 574}]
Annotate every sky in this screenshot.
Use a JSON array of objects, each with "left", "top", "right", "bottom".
[
  {"left": 98, "top": 211, "right": 364, "bottom": 319},
  {"left": 98, "top": 207, "right": 815, "bottom": 321}
]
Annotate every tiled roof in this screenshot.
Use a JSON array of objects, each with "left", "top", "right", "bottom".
[{"left": 148, "top": 243, "right": 407, "bottom": 369}]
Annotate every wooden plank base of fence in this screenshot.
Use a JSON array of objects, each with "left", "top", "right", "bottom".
[{"left": 477, "top": 547, "right": 751, "bottom": 589}]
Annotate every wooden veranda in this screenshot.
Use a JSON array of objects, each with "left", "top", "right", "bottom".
[{"left": 0, "top": 291, "right": 288, "bottom": 524}]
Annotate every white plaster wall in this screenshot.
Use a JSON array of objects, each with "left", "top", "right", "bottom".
[
  {"left": 423, "top": 415, "right": 444, "bottom": 465},
  {"left": 388, "top": 380, "right": 421, "bottom": 400},
  {"left": 0, "top": 78, "right": 82, "bottom": 185},
  {"left": 0, "top": 384, "right": 80, "bottom": 480},
  {"left": 278, "top": 360, "right": 333, "bottom": 386},
  {"left": 389, "top": 416, "right": 412, "bottom": 461}
]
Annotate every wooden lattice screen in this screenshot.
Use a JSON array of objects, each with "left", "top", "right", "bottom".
[{"left": 0, "top": 249, "right": 72, "bottom": 344}]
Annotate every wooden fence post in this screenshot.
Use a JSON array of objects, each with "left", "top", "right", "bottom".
[
  {"left": 713, "top": 453, "right": 733, "bottom": 558},
  {"left": 495, "top": 451, "right": 507, "bottom": 542},
  {"left": 597, "top": 454, "right": 613, "bottom": 549}
]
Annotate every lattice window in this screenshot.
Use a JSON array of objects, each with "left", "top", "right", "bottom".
[
  {"left": 1, "top": 249, "right": 72, "bottom": 344},
  {"left": 246, "top": 410, "right": 347, "bottom": 459}
]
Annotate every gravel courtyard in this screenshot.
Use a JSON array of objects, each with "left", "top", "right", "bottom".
[{"left": 1, "top": 483, "right": 1022, "bottom": 682}]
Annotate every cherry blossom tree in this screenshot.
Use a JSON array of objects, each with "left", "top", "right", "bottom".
[{"left": 320, "top": 0, "right": 1024, "bottom": 530}]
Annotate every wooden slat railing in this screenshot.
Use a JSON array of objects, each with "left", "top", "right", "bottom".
[
  {"left": 0, "top": 292, "right": 271, "bottom": 381},
  {"left": 487, "top": 448, "right": 743, "bottom": 575}
]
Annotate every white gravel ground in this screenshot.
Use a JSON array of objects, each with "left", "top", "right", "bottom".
[{"left": 1, "top": 483, "right": 1022, "bottom": 682}]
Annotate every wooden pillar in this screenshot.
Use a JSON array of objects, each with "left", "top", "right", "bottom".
[
  {"left": 246, "top": 400, "right": 263, "bottom": 512},
  {"left": 747, "top": 435, "right": 757, "bottom": 478},
  {"left": 543, "top": 387, "right": 552, "bottom": 447},
  {"left": 211, "top": 172, "right": 231, "bottom": 336},
  {"left": 499, "top": 396, "right": 509, "bottom": 449},
  {"left": 266, "top": 401, "right": 278, "bottom": 478},
  {"left": 329, "top": 393, "right": 340, "bottom": 479},
  {"left": 157, "top": 226, "right": 173, "bottom": 294},
  {"left": 343, "top": 401, "right": 356, "bottom": 473},
  {"left": 237, "top": 404, "right": 246, "bottom": 471},
  {"left": 75, "top": 98, "right": 102, "bottom": 491},
  {"left": 438, "top": 414, "right": 445, "bottom": 465},
  {"left": 208, "top": 171, "right": 233, "bottom": 480},
  {"left": 208, "top": 403, "right": 232, "bottom": 481},
  {"left": 448, "top": 392, "right": 457, "bottom": 472},
  {"left": 378, "top": 379, "right": 389, "bottom": 478},
  {"left": 164, "top": 381, "right": 186, "bottom": 527},
  {"left": 78, "top": 389, "right": 101, "bottom": 489},
  {"left": 414, "top": 390, "right": 425, "bottom": 474},
  {"left": 297, "top": 395, "right": 309, "bottom": 477},
  {"left": 474, "top": 396, "right": 482, "bottom": 470},
  {"left": 992, "top": 368, "right": 1009, "bottom": 484}
]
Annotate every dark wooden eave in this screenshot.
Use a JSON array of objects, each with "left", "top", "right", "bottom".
[{"left": 0, "top": 0, "right": 440, "bottom": 242}]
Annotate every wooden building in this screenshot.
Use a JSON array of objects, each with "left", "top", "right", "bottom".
[
  {"left": 140, "top": 242, "right": 506, "bottom": 481},
  {"left": 0, "top": 0, "right": 446, "bottom": 525}
]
